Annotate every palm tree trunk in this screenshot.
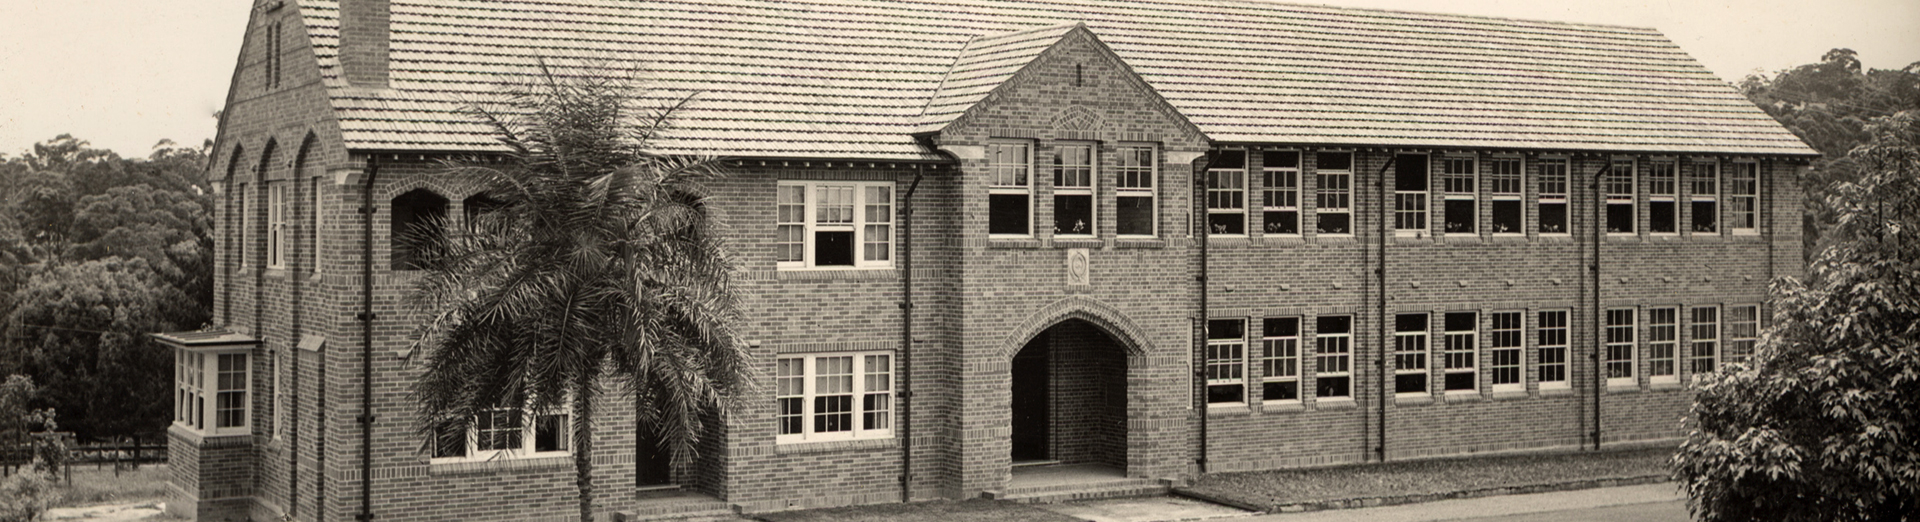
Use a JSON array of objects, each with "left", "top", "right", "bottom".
[{"left": 573, "top": 374, "right": 597, "bottom": 522}]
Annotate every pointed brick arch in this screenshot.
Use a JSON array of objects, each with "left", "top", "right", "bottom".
[{"left": 999, "top": 296, "right": 1150, "bottom": 360}]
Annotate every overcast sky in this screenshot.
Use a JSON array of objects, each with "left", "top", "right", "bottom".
[{"left": 1, "top": 0, "right": 1915, "bottom": 158}]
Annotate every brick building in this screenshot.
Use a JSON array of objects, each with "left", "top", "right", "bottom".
[{"left": 154, "top": 0, "right": 1816, "bottom": 520}]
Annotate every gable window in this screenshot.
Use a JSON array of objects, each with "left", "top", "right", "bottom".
[
  {"left": 1537, "top": 310, "right": 1569, "bottom": 389},
  {"left": 1605, "top": 308, "right": 1636, "bottom": 387},
  {"left": 1206, "top": 151, "right": 1246, "bottom": 235},
  {"left": 174, "top": 348, "right": 250, "bottom": 436},
  {"left": 1115, "top": 144, "right": 1157, "bottom": 237},
  {"left": 1393, "top": 313, "right": 1429, "bottom": 396},
  {"left": 988, "top": 141, "right": 1033, "bottom": 236},
  {"left": 1262, "top": 151, "right": 1300, "bottom": 235},
  {"left": 431, "top": 401, "right": 571, "bottom": 461},
  {"left": 1442, "top": 157, "right": 1476, "bottom": 234},
  {"left": 1689, "top": 306, "right": 1720, "bottom": 376},
  {"left": 1537, "top": 159, "right": 1569, "bottom": 234},
  {"left": 1691, "top": 161, "right": 1719, "bottom": 233},
  {"left": 775, "top": 181, "right": 893, "bottom": 269},
  {"left": 1647, "top": 307, "right": 1678, "bottom": 384},
  {"left": 1206, "top": 319, "right": 1246, "bottom": 405},
  {"left": 1488, "top": 312, "right": 1523, "bottom": 392},
  {"left": 1726, "top": 305, "right": 1759, "bottom": 365},
  {"left": 268, "top": 182, "right": 287, "bottom": 269},
  {"left": 1649, "top": 161, "right": 1678, "bottom": 234},
  {"left": 1729, "top": 162, "right": 1758, "bottom": 234},
  {"left": 776, "top": 352, "right": 893, "bottom": 443},
  {"left": 1314, "top": 316, "right": 1352, "bottom": 398},
  {"left": 390, "top": 189, "right": 448, "bottom": 270},
  {"left": 1607, "top": 159, "right": 1636, "bottom": 234},
  {"left": 1314, "top": 152, "right": 1352, "bottom": 235},
  {"left": 1053, "top": 144, "right": 1095, "bottom": 236},
  {"left": 1260, "top": 317, "right": 1300, "bottom": 402},
  {"left": 1392, "top": 154, "right": 1428, "bottom": 235},
  {"left": 1442, "top": 312, "right": 1477, "bottom": 393},
  {"left": 1488, "top": 158, "right": 1522, "bottom": 235}
]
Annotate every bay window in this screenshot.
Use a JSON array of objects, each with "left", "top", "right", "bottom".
[
  {"left": 775, "top": 180, "right": 894, "bottom": 269},
  {"left": 173, "top": 348, "right": 250, "bottom": 436}
]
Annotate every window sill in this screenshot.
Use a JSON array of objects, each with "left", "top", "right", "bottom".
[
  {"left": 265, "top": 268, "right": 290, "bottom": 278},
  {"left": 1206, "top": 235, "right": 1250, "bottom": 246},
  {"left": 1313, "top": 397, "right": 1357, "bottom": 409},
  {"left": 1443, "top": 391, "right": 1482, "bottom": 403},
  {"left": 1259, "top": 401, "right": 1304, "bottom": 413},
  {"left": 1487, "top": 235, "right": 1526, "bottom": 244},
  {"left": 1650, "top": 381, "right": 1684, "bottom": 392},
  {"left": 1605, "top": 234, "right": 1641, "bottom": 242},
  {"left": 1394, "top": 394, "right": 1434, "bottom": 407},
  {"left": 989, "top": 238, "right": 1042, "bottom": 249},
  {"left": 1260, "top": 235, "right": 1306, "bottom": 245},
  {"left": 1686, "top": 233, "right": 1723, "bottom": 241},
  {"left": 1490, "top": 389, "right": 1528, "bottom": 401},
  {"left": 775, "top": 268, "right": 897, "bottom": 282},
  {"left": 1114, "top": 238, "right": 1165, "bottom": 249},
  {"left": 1206, "top": 403, "right": 1252, "bottom": 416},
  {"left": 1539, "top": 385, "right": 1575, "bottom": 397},
  {"left": 1537, "top": 234, "right": 1574, "bottom": 242},
  {"left": 1440, "top": 235, "right": 1482, "bottom": 244},
  {"left": 1607, "top": 382, "right": 1641, "bottom": 393},
  {"left": 1053, "top": 238, "right": 1102, "bottom": 249},
  {"left": 1392, "top": 232, "right": 1431, "bottom": 242},
  {"left": 1647, "top": 233, "right": 1682, "bottom": 241},
  {"left": 430, "top": 455, "right": 571, "bottom": 475},
  {"left": 775, "top": 437, "right": 898, "bottom": 455},
  {"left": 1312, "top": 235, "right": 1356, "bottom": 244}
]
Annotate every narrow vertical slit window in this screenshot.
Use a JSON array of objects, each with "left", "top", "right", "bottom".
[
  {"left": 1605, "top": 308, "right": 1637, "bottom": 386},
  {"left": 1314, "top": 152, "right": 1352, "bottom": 235},
  {"left": 1488, "top": 158, "right": 1523, "bottom": 235},
  {"left": 1206, "top": 151, "right": 1246, "bottom": 235},
  {"left": 1442, "top": 312, "right": 1477, "bottom": 392},
  {"left": 312, "top": 177, "right": 324, "bottom": 272},
  {"left": 988, "top": 141, "right": 1032, "bottom": 236},
  {"left": 1442, "top": 157, "right": 1476, "bottom": 234},
  {"left": 268, "top": 182, "right": 287, "bottom": 269},
  {"left": 1392, "top": 154, "right": 1428, "bottom": 235},
  {"left": 1690, "top": 306, "right": 1720, "bottom": 376},
  {"left": 1260, "top": 318, "right": 1300, "bottom": 402},
  {"left": 1115, "top": 144, "right": 1158, "bottom": 237},
  {"left": 1314, "top": 316, "right": 1352, "bottom": 398},
  {"left": 1206, "top": 319, "right": 1247, "bottom": 405},
  {"left": 1691, "top": 161, "right": 1719, "bottom": 233},
  {"left": 1607, "top": 159, "right": 1636, "bottom": 234},
  {"left": 1647, "top": 307, "right": 1678, "bottom": 384},
  {"left": 1262, "top": 151, "right": 1300, "bottom": 235},
  {"left": 1726, "top": 305, "right": 1759, "bottom": 365},
  {"left": 1649, "top": 161, "right": 1677, "bottom": 234},
  {"left": 1729, "top": 162, "right": 1758, "bottom": 233},
  {"left": 1489, "top": 312, "right": 1523, "bottom": 392},
  {"left": 1393, "top": 313, "right": 1429, "bottom": 396},
  {"left": 1537, "top": 159, "right": 1569, "bottom": 235},
  {"left": 1537, "top": 310, "right": 1569, "bottom": 389},
  {"left": 1052, "top": 144, "right": 1094, "bottom": 237}
]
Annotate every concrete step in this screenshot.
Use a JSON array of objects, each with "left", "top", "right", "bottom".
[
  {"left": 997, "top": 477, "right": 1171, "bottom": 504},
  {"left": 613, "top": 490, "right": 740, "bottom": 522}
]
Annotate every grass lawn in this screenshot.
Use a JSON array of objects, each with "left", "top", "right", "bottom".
[
  {"left": 49, "top": 464, "right": 171, "bottom": 509},
  {"left": 752, "top": 499, "right": 1081, "bottom": 522},
  {"left": 1185, "top": 446, "right": 1673, "bottom": 510}
]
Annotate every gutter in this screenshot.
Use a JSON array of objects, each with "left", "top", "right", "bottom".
[
  {"left": 898, "top": 165, "right": 925, "bottom": 503},
  {"left": 358, "top": 154, "right": 381, "bottom": 522}
]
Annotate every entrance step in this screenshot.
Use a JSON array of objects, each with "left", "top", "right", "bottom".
[
  {"left": 614, "top": 489, "right": 740, "bottom": 522},
  {"left": 996, "top": 464, "right": 1169, "bottom": 503}
]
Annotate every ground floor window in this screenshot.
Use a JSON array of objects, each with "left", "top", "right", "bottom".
[
  {"left": 1488, "top": 312, "right": 1523, "bottom": 392},
  {"left": 174, "top": 348, "right": 249, "bottom": 436},
  {"left": 1690, "top": 306, "right": 1720, "bottom": 377},
  {"left": 1605, "top": 309, "right": 1637, "bottom": 386},
  {"left": 1260, "top": 317, "right": 1300, "bottom": 402},
  {"left": 1647, "top": 307, "right": 1679, "bottom": 384},
  {"left": 1442, "top": 312, "right": 1477, "bottom": 392},
  {"left": 1314, "top": 316, "right": 1352, "bottom": 398},
  {"left": 1393, "top": 313, "right": 1428, "bottom": 396},
  {"left": 1206, "top": 319, "right": 1247, "bottom": 404},
  {"left": 776, "top": 352, "right": 893, "bottom": 443},
  {"left": 432, "top": 401, "right": 571, "bottom": 461},
  {"left": 1726, "top": 305, "right": 1760, "bottom": 365},
  {"left": 1537, "top": 310, "right": 1569, "bottom": 389}
]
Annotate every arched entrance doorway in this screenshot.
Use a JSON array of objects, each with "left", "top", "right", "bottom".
[{"left": 1009, "top": 318, "right": 1129, "bottom": 471}]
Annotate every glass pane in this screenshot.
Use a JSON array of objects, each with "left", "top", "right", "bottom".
[
  {"left": 989, "top": 194, "right": 1030, "bottom": 235},
  {"left": 1117, "top": 196, "right": 1154, "bottom": 236}
]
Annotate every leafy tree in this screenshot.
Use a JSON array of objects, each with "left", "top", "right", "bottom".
[
  {"left": 1673, "top": 110, "right": 1920, "bottom": 521},
  {"left": 407, "top": 67, "right": 751, "bottom": 522}
]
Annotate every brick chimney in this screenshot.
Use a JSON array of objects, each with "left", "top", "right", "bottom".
[{"left": 339, "top": 0, "right": 390, "bottom": 87}]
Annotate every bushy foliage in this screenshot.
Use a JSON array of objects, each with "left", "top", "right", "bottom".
[
  {"left": 0, "top": 463, "right": 56, "bottom": 522},
  {"left": 1673, "top": 110, "right": 1920, "bottom": 521}
]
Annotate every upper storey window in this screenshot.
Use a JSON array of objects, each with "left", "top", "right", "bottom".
[
  {"left": 1691, "top": 161, "right": 1719, "bottom": 233},
  {"left": 1206, "top": 151, "right": 1246, "bottom": 235},
  {"left": 391, "top": 189, "right": 448, "bottom": 270},
  {"left": 1648, "top": 161, "right": 1678, "bottom": 234},
  {"left": 1488, "top": 158, "right": 1523, "bottom": 235},
  {"left": 1537, "top": 159, "right": 1569, "bottom": 235},
  {"left": 988, "top": 141, "right": 1033, "bottom": 236},
  {"left": 1392, "top": 154, "right": 1428, "bottom": 235},
  {"left": 1606, "top": 158, "right": 1636, "bottom": 234},
  {"left": 1314, "top": 152, "right": 1352, "bottom": 235},
  {"left": 1115, "top": 144, "right": 1157, "bottom": 237},
  {"left": 1262, "top": 151, "right": 1301, "bottom": 235},
  {"left": 1442, "top": 157, "right": 1476, "bottom": 234},
  {"left": 777, "top": 181, "right": 893, "bottom": 269},
  {"left": 1728, "top": 162, "right": 1759, "bottom": 233},
  {"left": 1052, "top": 144, "right": 1095, "bottom": 237}
]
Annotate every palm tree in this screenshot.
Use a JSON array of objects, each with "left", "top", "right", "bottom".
[{"left": 406, "top": 65, "right": 752, "bottom": 522}]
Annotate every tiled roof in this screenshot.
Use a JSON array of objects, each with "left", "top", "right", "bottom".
[{"left": 297, "top": 0, "right": 1816, "bottom": 159}]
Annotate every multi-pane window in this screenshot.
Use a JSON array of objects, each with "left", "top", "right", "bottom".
[
  {"left": 432, "top": 400, "right": 570, "bottom": 460},
  {"left": 1115, "top": 144, "right": 1157, "bottom": 237},
  {"left": 1315, "top": 152, "right": 1352, "bottom": 235},
  {"left": 1262, "top": 151, "right": 1301, "bottom": 235},
  {"left": 1729, "top": 162, "right": 1758, "bottom": 233},
  {"left": 1442, "top": 157, "right": 1476, "bottom": 234},
  {"left": 1260, "top": 317, "right": 1300, "bottom": 402},
  {"left": 1607, "top": 159, "right": 1636, "bottom": 234},
  {"left": 1488, "top": 312, "right": 1523, "bottom": 392},
  {"left": 268, "top": 182, "right": 287, "bottom": 269},
  {"left": 1393, "top": 313, "right": 1429, "bottom": 396},
  {"left": 1605, "top": 309, "right": 1636, "bottom": 386},
  {"left": 774, "top": 353, "right": 893, "bottom": 442},
  {"left": 1691, "top": 162, "right": 1719, "bottom": 233},
  {"left": 1207, "top": 151, "right": 1247, "bottom": 235},
  {"left": 1647, "top": 307, "right": 1679, "bottom": 384},
  {"left": 1537, "top": 159, "right": 1569, "bottom": 234},
  {"left": 1488, "top": 158, "right": 1523, "bottom": 234},
  {"left": 1314, "top": 316, "right": 1352, "bottom": 398},
  {"left": 1392, "top": 154, "right": 1428, "bottom": 234},
  {"left": 1052, "top": 144, "right": 1095, "bottom": 236},
  {"left": 1726, "top": 305, "right": 1759, "bottom": 365},
  {"left": 175, "top": 351, "right": 206, "bottom": 430},
  {"left": 1648, "top": 161, "right": 1678, "bottom": 234},
  {"left": 1537, "top": 310, "right": 1569, "bottom": 388},
  {"left": 775, "top": 181, "right": 893, "bottom": 268},
  {"left": 1206, "top": 319, "right": 1247, "bottom": 404},
  {"left": 1442, "top": 312, "right": 1477, "bottom": 392},
  {"left": 1690, "top": 306, "right": 1720, "bottom": 376},
  {"left": 988, "top": 141, "right": 1032, "bottom": 236},
  {"left": 215, "top": 353, "right": 249, "bottom": 430}
]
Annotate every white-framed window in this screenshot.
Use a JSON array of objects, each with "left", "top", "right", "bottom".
[
  {"left": 1262, "top": 151, "right": 1301, "bottom": 235},
  {"left": 1648, "top": 161, "right": 1678, "bottom": 234},
  {"left": 1729, "top": 162, "right": 1758, "bottom": 234},
  {"left": 268, "top": 182, "right": 287, "bottom": 269},
  {"left": 775, "top": 352, "right": 893, "bottom": 443},
  {"left": 1393, "top": 313, "right": 1429, "bottom": 396},
  {"left": 1537, "top": 310, "right": 1569, "bottom": 389},
  {"left": 1052, "top": 143, "right": 1095, "bottom": 237},
  {"left": 1689, "top": 306, "right": 1720, "bottom": 377},
  {"left": 1314, "top": 152, "right": 1352, "bottom": 235},
  {"left": 1442, "top": 312, "right": 1477, "bottom": 393},
  {"left": 988, "top": 141, "right": 1033, "bottom": 236},
  {"left": 1726, "top": 304, "right": 1759, "bottom": 365},
  {"left": 1488, "top": 311, "right": 1523, "bottom": 392},
  {"left": 1606, "top": 159, "right": 1636, "bottom": 234},
  {"left": 1691, "top": 161, "right": 1719, "bottom": 234},
  {"left": 1488, "top": 157, "right": 1523, "bottom": 235},
  {"left": 174, "top": 348, "right": 251, "bottom": 436},
  {"left": 239, "top": 183, "right": 251, "bottom": 267},
  {"left": 1605, "top": 308, "right": 1636, "bottom": 386},
  {"left": 1115, "top": 144, "right": 1158, "bottom": 237},
  {"left": 775, "top": 181, "right": 893, "bottom": 269},
  {"left": 271, "top": 350, "right": 283, "bottom": 440},
  {"left": 431, "top": 401, "right": 571, "bottom": 462},
  {"left": 1206, "top": 151, "right": 1247, "bottom": 235},
  {"left": 312, "top": 177, "right": 324, "bottom": 272},
  {"left": 1314, "top": 316, "right": 1352, "bottom": 398},
  {"left": 1206, "top": 319, "right": 1247, "bottom": 405},
  {"left": 1442, "top": 157, "right": 1477, "bottom": 234},
  {"left": 1392, "top": 154, "right": 1429, "bottom": 235},
  {"left": 1537, "top": 158, "right": 1569, "bottom": 235},
  {"left": 1260, "top": 317, "right": 1300, "bottom": 402},
  {"left": 1646, "top": 307, "right": 1678, "bottom": 384}
]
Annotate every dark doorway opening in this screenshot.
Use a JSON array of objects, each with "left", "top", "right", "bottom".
[
  {"left": 637, "top": 425, "right": 674, "bottom": 488},
  {"left": 1011, "top": 331, "right": 1051, "bottom": 462},
  {"left": 1009, "top": 319, "right": 1130, "bottom": 471}
]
